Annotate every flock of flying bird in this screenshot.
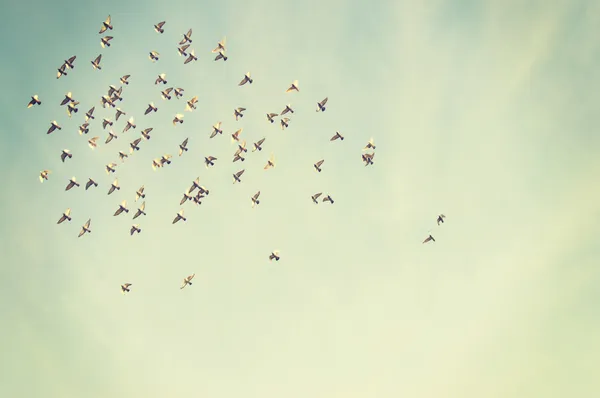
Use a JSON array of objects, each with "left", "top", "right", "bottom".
[{"left": 31, "top": 15, "right": 446, "bottom": 294}]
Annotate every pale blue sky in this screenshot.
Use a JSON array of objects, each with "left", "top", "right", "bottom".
[{"left": 1, "top": 0, "right": 599, "bottom": 397}]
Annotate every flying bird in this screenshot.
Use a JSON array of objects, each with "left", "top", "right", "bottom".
[
  {"left": 362, "top": 153, "right": 375, "bottom": 166},
  {"left": 114, "top": 200, "right": 129, "bottom": 216},
  {"left": 364, "top": 138, "right": 376, "bottom": 150},
  {"left": 184, "top": 50, "right": 197, "bottom": 64},
  {"left": 61, "top": 149, "right": 73, "bottom": 163},
  {"left": 129, "top": 138, "right": 142, "bottom": 153},
  {"left": 189, "top": 178, "right": 209, "bottom": 195},
  {"left": 130, "top": 224, "right": 141, "bottom": 236},
  {"left": 316, "top": 97, "right": 328, "bottom": 112},
  {"left": 269, "top": 251, "right": 280, "bottom": 261},
  {"left": 57, "top": 208, "right": 72, "bottom": 224},
  {"left": 121, "top": 283, "right": 132, "bottom": 294},
  {"left": 115, "top": 108, "right": 126, "bottom": 120},
  {"left": 280, "top": 117, "right": 290, "bottom": 130},
  {"left": 78, "top": 219, "right": 91, "bottom": 238},
  {"left": 238, "top": 72, "right": 253, "bottom": 86},
  {"left": 27, "top": 95, "right": 41, "bottom": 108},
  {"left": 423, "top": 234, "right": 435, "bottom": 244},
  {"left": 85, "top": 178, "right": 98, "bottom": 190},
  {"left": 233, "top": 149, "right": 245, "bottom": 163},
  {"left": 91, "top": 54, "right": 102, "bottom": 70},
  {"left": 85, "top": 106, "right": 95, "bottom": 121},
  {"left": 179, "top": 29, "right": 193, "bottom": 45},
  {"left": 119, "top": 75, "right": 130, "bottom": 85},
  {"left": 232, "top": 169, "right": 245, "bottom": 184},
  {"left": 266, "top": 113, "right": 278, "bottom": 123},
  {"left": 285, "top": 80, "right": 299, "bottom": 93},
  {"left": 214, "top": 50, "right": 228, "bottom": 61},
  {"left": 57, "top": 64, "right": 68, "bottom": 79},
  {"left": 106, "top": 162, "right": 117, "bottom": 174},
  {"left": 204, "top": 156, "right": 217, "bottom": 168},
  {"left": 108, "top": 179, "right": 120, "bottom": 195},
  {"left": 159, "top": 154, "right": 172, "bottom": 166},
  {"left": 437, "top": 214, "right": 446, "bottom": 225},
  {"left": 105, "top": 129, "right": 118, "bottom": 144},
  {"left": 100, "top": 36, "right": 113, "bottom": 48},
  {"left": 155, "top": 73, "right": 167, "bottom": 85},
  {"left": 39, "top": 170, "right": 51, "bottom": 183},
  {"left": 154, "top": 21, "right": 166, "bottom": 33},
  {"left": 64, "top": 56, "right": 76, "bottom": 69},
  {"left": 330, "top": 131, "right": 344, "bottom": 141},
  {"left": 251, "top": 191, "right": 261, "bottom": 208},
  {"left": 172, "top": 114, "right": 184, "bottom": 125},
  {"left": 135, "top": 186, "right": 145, "bottom": 201},
  {"left": 180, "top": 273, "right": 195, "bottom": 289},
  {"left": 173, "top": 209, "right": 186, "bottom": 224},
  {"left": 313, "top": 159, "right": 324, "bottom": 172},
  {"left": 231, "top": 128, "right": 243, "bottom": 143},
  {"left": 174, "top": 87, "right": 184, "bottom": 98},
  {"left": 141, "top": 128, "right": 152, "bottom": 140},
  {"left": 65, "top": 177, "right": 79, "bottom": 191},
  {"left": 47, "top": 121, "right": 61, "bottom": 134},
  {"left": 185, "top": 96, "right": 198, "bottom": 111},
  {"left": 99, "top": 15, "right": 112, "bottom": 34},
  {"left": 151, "top": 159, "right": 162, "bottom": 171},
  {"left": 87, "top": 136, "right": 99, "bottom": 149},
  {"left": 179, "top": 138, "right": 189, "bottom": 156},
  {"left": 280, "top": 104, "right": 294, "bottom": 115},
  {"left": 234, "top": 107, "right": 246, "bottom": 121},
  {"left": 102, "top": 118, "right": 113, "bottom": 129},
  {"left": 118, "top": 151, "right": 129, "bottom": 162},
  {"left": 177, "top": 44, "right": 190, "bottom": 57},
  {"left": 212, "top": 37, "right": 226, "bottom": 53},
  {"left": 311, "top": 192, "right": 322, "bottom": 204},
  {"left": 123, "top": 118, "right": 136, "bottom": 133},
  {"left": 133, "top": 201, "right": 146, "bottom": 219},
  {"left": 235, "top": 140, "right": 247, "bottom": 154},
  {"left": 323, "top": 194, "right": 334, "bottom": 204},
  {"left": 101, "top": 95, "right": 115, "bottom": 108},
  {"left": 161, "top": 87, "right": 173, "bottom": 100},
  {"left": 264, "top": 153, "right": 276, "bottom": 170},
  {"left": 180, "top": 188, "right": 194, "bottom": 205},
  {"left": 252, "top": 138, "right": 266, "bottom": 152},
  {"left": 66, "top": 101, "right": 79, "bottom": 117},
  {"left": 149, "top": 50, "right": 160, "bottom": 62},
  {"left": 210, "top": 122, "right": 223, "bottom": 138}
]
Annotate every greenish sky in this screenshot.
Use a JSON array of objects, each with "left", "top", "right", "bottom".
[{"left": 1, "top": 0, "right": 599, "bottom": 397}]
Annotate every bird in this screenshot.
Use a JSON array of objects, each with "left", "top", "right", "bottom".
[
  {"left": 437, "top": 214, "right": 446, "bottom": 225},
  {"left": 210, "top": 122, "right": 223, "bottom": 138},
  {"left": 27, "top": 95, "right": 41, "bottom": 108},
  {"left": 269, "top": 251, "right": 280, "bottom": 261},
  {"left": 155, "top": 73, "right": 168, "bottom": 85},
  {"left": 101, "top": 95, "right": 115, "bottom": 108},
  {"left": 236, "top": 140, "right": 247, "bottom": 154},
  {"left": 57, "top": 64, "right": 68, "bottom": 79},
  {"left": 280, "top": 104, "right": 294, "bottom": 115},
  {"left": 135, "top": 186, "right": 145, "bottom": 201},
  {"left": 330, "top": 131, "right": 344, "bottom": 141},
  {"left": 115, "top": 108, "right": 126, "bottom": 120},
  {"left": 106, "top": 162, "right": 117, "bottom": 174},
  {"left": 212, "top": 37, "right": 226, "bottom": 53},
  {"left": 66, "top": 101, "right": 79, "bottom": 117},
  {"left": 423, "top": 234, "right": 435, "bottom": 244},
  {"left": 114, "top": 200, "right": 129, "bottom": 216},
  {"left": 311, "top": 192, "right": 322, "bottom": 204},
  {"left": 193, "top": 192, "right": 205, "bottom": 205},
  {"left": 108, "top": 179, "right": 120, "bottom": 195},
  {"left": 179, "top": 29, "right": 193, "bottom": 45},
  {"left": 285, "top": 80, "right": 299, "bottom": 93},
  {"left": 149, "top": 50, "right": 160, "bottom": 62},
  {"left": 57, "top": 208, "right": 72, "bottom": 224},
  {"left": 280, "top": 118, "right": 290, "bottom": 130},
  {"left": 161, "top": 87, "right": 173, "bottom": 100},
  {"left": 231, "top": 128, "right": 243, "bottom": 143},
  {"left": 99, "top": 15, "right": 112, "bottom": 34},
  {"left": 160, "top": 154, "right": 172, "bottom": 166},
  {"left": 61, "top": 149, "right": 73, "bottom": 163},
  {"left": 91, "top": 54, "right": 102, "bottom": 70},
  {"left": 87, "top": 136, "right": 99, "bottom": 149},
  {"left": 184, "top": 50, "right": 197, "bottom": 64},
  {"left": 264, "top": 153, "right": 276, "bottom": 170},
  {"left": 118, "top": 151, "right": 129, "bottom": 162},
  {"left": 189, "top": 178, "right": 209, "bottom": 195},
  {"left": 233, "top": 150, "right": 245, "bottom": 163},
  {"left": 253, "top": 138, "right": 266, "bottom": 152},
  {"left": 172, "top": 114, "right": 184, "bottom": 125},
  {"left": 214, "top": 50, "right": 228, "bottom": 61},
  {"left": 119, "top": 75, "right": 130, "bottom": 85},
  {"left": 129, "top": 138, "right": 142, "bottom": 154},
  {"left": 133, "top": 202, "right": 146, "bottom": 219},
  {"left": 364, "top": 138, "right": 376, "bottom": 150},
  {"left": 100, "top": 36, "right": 113, "bottom": 48},
  {"left": 185, "top": 96, "right": 198, "bottom": 111},
  {"left": 180, "top": 188, "right": 194, "bottom": 205},
  {"left": 323, "top": 194, "right": 335, "bottom": 204},
  {"left": 60, "top": 92, "right": 75, "bottom": 106},
  {"left": 266, "top": 113, "right": 278, "bottom": 123},
  {"left": 362, "top": 153, "right": 375, "bottom": 166},
  {"left": 180, "top": 273, "right": 195, "bottom": 289},
  {"left": 144, "top": 103, "right": 158, "bottom": 116},
  {"left": 316, "top": 97, "right": 328, "bottom": 112},
  {"left": 251, "top": 191, "right": 261, "bottom": 208},
  {"left": 102, "top": 118, "right": 113, "bottom": 129},
  {"left": 105, "top": 129, "right": 118, "bottom": 144},
  {"left": 39, "top": 170, "right": 51, "bottom": 183},
  {"left": 130, "top": 224, "right": 141, "bottom": 236},
  {"left": 64, "top": 56, "right": 76, "bottom": 69},
  {"left": 233, "top": 169, "right": 245, "bottom": 184},
  {"left": 234, "top": 107, "right": 246, "bottom": 121},
  {"left": 85, "top": 106, "right": 95, "bottom": 121},
  {"left": 85, "top": 178, "right": 98, "bottom": 190},
  {"left": 172, "top": 209, "right": 186, "bottom": 224},
  {"left": 179, "top": 138, "right": 189, "bottom": 156},
  {"left": 78, "top": 219, "right": 92, "bottom": 238},
  {"left": 121, "top": 283, "right": 132, "bottom": 294},
  {"left": 47, "top": 121, "right": 62, "bottom": 134},
  {"left": 177, "top": 44, "right": 190, "bottom": 57},
  {"left": 204, "top": 156, "right": 217, "bottom": 168},
  {"left": 154, "top": 21, "right": 166, "bottom": 33},
  {"left": 65, "top": 176, "right": 79, "bottom": 191},
  {"left": 141, "top": 128, "right": 152, "bottom": 140},
  {"left": 151, "top": 159, "right": 162, "bottom": 171},
  {"left": 238, "top": 72, "right": 253, "bottom": 86},
  {"left": 313, "top": 159, "right": 324, "bottom": 172}
]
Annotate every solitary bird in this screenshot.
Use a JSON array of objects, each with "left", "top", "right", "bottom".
[
  {"left": 280, "top": 104, "right": 294, "bottom": 115},
  {"left": 280, "top": 118, "right": 290, "bottom": 130},
  {"left": 311, "top": 192, "right": 322, "bottom": 204},
  {"left": 266, "top": 113, "right": 278, "bottom": 123},
  {"left": 91, "top": 54, "right": 102, "bottom": 70},
  {"left": 154, "top": 21, "right": 166, "bottom": 33},
  {"left": 180, "top": 273, "right": 195, "bottom": 289},
  {"left": 57, "top": 208, "right": 72, "bottom": 224},
  {"left": 78, "top": 219, "right": 91, "bottom": 238},
  {"left": 204, "top": 156, "right": 217, "bottom": 168},
  {"left": 121, "top": 283, "right": 132, "bottom": 294},
  {"left": 108, "top": 179, "right": 120, "bottom": 195},
  {"left": 60, "top": 149, "right": 73, "bottom": 163},
  {"left": 330, "top": 131, "right": 344, "bottom": 141},
  {"left": 135, "top": 186, "right": 145, "bottom": 201},
  {"left": 172, "top": 209, "right": 186, "bottom": 224},
  {"left": 179, "top": 138, "right": 189, "bottom": 156},
  {"left": 179, "top": 29, "right": 193, "bottom": 45},
  {"left": 39, "top": 170, "right": 51, "bottom": 183},
  {"left": 172, "top": 114, "right": 184, "bottom": 125},
  {"left": 238, "top": 72, "right": 253, "bottom": 86},
  {"left": 253, "top": 138, "right": 266, "bottom": 152},
  {"left": 130, "top": 224, "right": 141, "bottom": 236},
  {"left": 285, "top": 80, "right": 299, "bottom": 93},
  {"left": 100, "top": 36, "right": 113, "bottom": 48},
  {"left": 119, "top": 75, "right": 130, "bottom": 85},
  {"left": 133, "top": 201, "right": 146, "bottom": 219},
  {"left": 362, "top": 153, "right": 375, "bottom": 166},
  {"left": 65, "top": 176, "right": 79, "bottom": 191},
  {"left": 234, "top": 107, "right": 246, "bottom": 121},
  {"left": 264, "top": 153, "right": 276, "bottom": 170},
  {"left": 323, "top": 194, "right": 335, "bottom": 204},
  {"left": 251, "top": 191, "right": 261, "bottom": 208},
  {"left": 423, "top": 234, "right": 435, "bottom": 244},
  {"left": 184, "top": 50, "right": 197, "bottom": 64},
  {"left": 313, "top": 159, "right": 324, "bottom": 172},
  {"left": 144, "top": 103, "right": 158, "bottom": 115},
  {"left": 47, "top": 121, "right": 61, "bottom": 134},
  {"left": 210, "top": 122, "right": 223, "bottom": 138},
  {"left": 155, "top": 73, "right": 167, "bottom": 85},
  {"left": 233, "top": 169, "right": 245, "bottom": 184},
  {"left": 85, "top": 178, "right": 98, "bottom": 190},
  {"left": 98, "top": 15, "right": 112, "bottom": 34},
  {"left": 437, "top": 214, "right": 446, "bottom": 225},
  {"left": 316, "top": 97, "right": 328, "bottom": 112},
  {"left": 212, "top": 37, "right": 226, "bottom": 53},
  {"left": 269, "top": 251, "right": 280, "bottom": 261},
  {"left": 114, "top": 200, "right": 129, "bottom": 216},
  {"left": 149, "top": 50, "right": 160, "bottom": 62},
  {"left": 27, "top": 95, "right": 41, "bottom": 108}
]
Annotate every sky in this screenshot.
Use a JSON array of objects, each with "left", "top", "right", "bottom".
[{"left": 1, "top": 0, "right": 599, "bottom": 396}]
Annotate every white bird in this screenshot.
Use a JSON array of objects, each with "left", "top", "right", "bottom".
[
  {"left": 180, "top": 273, "right": 195, "bottom": 289},
  {"left": 129, "top": 138, "right": 142, "bottom": 154},
  {"left": 174, "top": 87, "right": 184, "bottom": 98},
  {"left": 172, "top": 114, "right": 184, "bottom": 125},
  {"left": 61, "top": 149, "right": 72, "bottom": 163},
  {"left": 105, "top": 129, "right": 118, "bottom": 144},
  {"left": 173, "top": 209, "right": 186, "bottom": 224},
  {"left": 311, "top": 192, "right": 322, "bottom": 204},
  {"left": 154, "top": 21, "right": 166, "bottom": 34},
  {"left": 177, "top": 44, "right": 190, "bottom": 57},
  {"left": 231, "top": 128, "right": 243, "bottom": 143},
  {"left": 63, "top": 56, "right": 76, "bottom": 69},
  {"left": 437, "top": 214, "right": 446, "bottom": 225},
  {"left": 114, "top": 200, "right": 129, "bottom": 216},
  {"left": 149, "top": 50, "right": 160, "bottom": 62},
  {"left": 66, "top": 101, "right": 79, "bottom": 117},
  {"left": 47, "top": 121, "right": 61, "bottom": 134},
  {"left": 85, "top": 106, "right": 95, "bottom": 121},
  {"left": 251, "top": 191, "right": 261, "bottom": 208},
  {"left": 98, "top": 15, "right": 112, "bottom": 34},
  {"left": 85, "top": 178, "right": 98, "bottom": 190},
  {"left": 280, "top": 104, "right": 294, "bottom": 115},
  {"left": 211, "top": 37, "right": 226, "bottom": 53},
  {"left": 179, "top": 138, "right": 189, "bottom": 156},
  {"left": 78, "top": 123, "right": 90, "bottom": 135},
  {"left": 210, "top": 122, "right": 223, "bottom": 138},
  {"left": 88, "top": 136, "right": 99, "bottom": 149},
  {"left": 141, "top": 128, "right": 152, "bottom": 140},
  {"left": 151, "top": 159, "right": 162, "bottom": 171},
  {"left": 313, "top": 159, "right": 324, "bottom": 172},
  {"left": 102, "top": 118, "right": 113, "bottom": 129},
  {"left": 133, "top": 201, "right": 146, "bottom": 219},
  {"left": 108, "top": 178, "right": 120, "bottom": 195},
  {"left": 269, "top": 250, "right": 280, "bottom": 261},
  {"left": 39, "top": 170, "right": 51, "bottom": 183},
  {"left": 214, "top": 50, "right": 228, "bottom": 61},
  {"left": 252, "top": 138, "right": 266, "bottom": 152},
  {"left": 184, "top": 50, "right": 197, "bottom": 64},
  {"left": 179, "top": 29, "right": 193, "bottom": 45},
  {"left": 238, "top": 72, "right": 253, "bottom": 86},
  {"left": 204, "top": 156, "right": 217, "bottom": 168},
  {"left": 330, "top": 131, "right": 344, "bottom": 141},
  {"left": 280, "top": 117, "right": 290, "bottom": 130},
  {"left": 266, "top": 113, "right": 278, "bottom": 123},
  {"left": 185, "top": 96, "right": 198, "bottom": 111},
  {"left": 78, "top": 219, "right": 91, "bottom": 238},
  {"left": 60, "top": 92, "right": 74, "bottom": 106},
  {"left": 155, "top": 73, "right": 167, "bottom": 85},
  {"left": 105, "top": 162, "right": 117, "bottom": 174},
  {"left": 27, "top": 95, "right": 41, "bottom": 108},
  {"left": 115, "top": 108, "right": 126, "bottom": 120},
  {"left": 285, "top": 80, "right": 299, "bottom": 93},
  {"left": 119, "top": 75, "right": 130, "bottom": 85},
  {"left": 323, "top": 194, "right": 334, "bottom": 204},
  {"left": 234, "top": 107, "right": 246, "bottom": 121},
  {"left": 364, "top": 138, "right": 376, "bottom": 150},
  {"left": 264, "top": 153, "right": 276, "bottom": 170},
  {"left": 123, "top": 118, "right": 136, "bottom": 133},
  {"left": 100, "top": 36, "right": 113, "bottom": 48},
  {"left": 316, "top": 97, "right": 328, "bottom": 112},
  {"left": 57, "top": 208, "right": 72, "bottom": 224},
  {"left": 233, "top": 169, "right": 245, "bottom": 184},
  {"left": 135, "top": 186, "right": 145, "bottom": 201},
  {"left": 91, "top": 54, "right": 102, "bottom": 70},
  {"left": 121, "top": 283, "right": 132, "bottom": 294},
  {"left": 361, "top": 152, "right": 375, "bottom": 166},
  {"left": 130, "top": 224, "right": 141, "bottom": 236},
  {"left": 65, "top": 176, "right": 79, "bottom": 191},
  {"left": 161, "top": 87, "right": 173, "bottom": 100}
]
